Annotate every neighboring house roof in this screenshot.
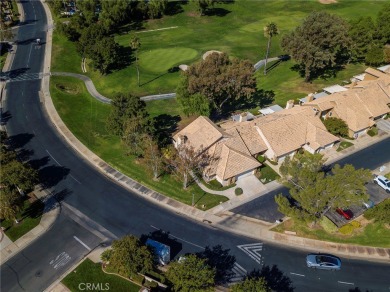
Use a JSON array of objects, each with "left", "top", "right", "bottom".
[
  {"left": 365, "top": 67, "right": 390, "bottom": 79},
  {"left": 253, "top": 107, "right": 338, "bottom": 157},
  {"left": 323, "top": 85, "right": 348, "bottom": 94},
  {"left": 306, "top": 80, "right": 390, "bottom": 132},
  {"left": 173, "top": 116, "right": 227, "bottom": 152},
  {"left": 299, "top": 91, "right": 329, "bottom": 104},
  {"left": 259, "top": 104, "right": 284, "bottom": 115}
]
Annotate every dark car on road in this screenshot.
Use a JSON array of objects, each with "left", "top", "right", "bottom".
[
  {"left": 336, "top": 208, "right": 353, "bottom": 220},
  {"left": 306, "top": 254, "right": 341, "bottom": 270}
]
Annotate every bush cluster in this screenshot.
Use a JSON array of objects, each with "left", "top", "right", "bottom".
[{"left": 235, "top": 188, "right": 243, "bottom": 196}]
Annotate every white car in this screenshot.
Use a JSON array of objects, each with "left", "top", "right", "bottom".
[{"left": 374, "top": 175, "right": 390, "bottom": 193}]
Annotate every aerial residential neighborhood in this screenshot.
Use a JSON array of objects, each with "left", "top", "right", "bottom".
[{"left": 1, "top": 1, "right": 390, "bottom": 292}]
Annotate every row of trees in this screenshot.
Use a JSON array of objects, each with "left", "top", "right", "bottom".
[
  {"left": 0, "top": 131, "right": 38, "bottom": 222},
  {"left": 101, "top": 234, "right": 271, "bottom": 291},
  {"left": 106, "top": 93, "right": 211, "bottom": 188},
  {"left": 282, "top": 4, "right": 390, "bottom": 82},
  {"left": 275, "top": 152, "right": 371, "bottom": 226}
]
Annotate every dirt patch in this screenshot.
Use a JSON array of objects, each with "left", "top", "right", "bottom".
[{"left": 318, "top": 0, "right": 338, "bottom": 4}]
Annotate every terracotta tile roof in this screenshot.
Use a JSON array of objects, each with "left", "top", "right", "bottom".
[
  {"left": 173, "top": 116, "right": 227, "bottom": 151},
  {"left": 253, "top": 107, "right": 338, "bottom": 156},
  {"left": 306, "top": 80, "right": 390, "bottom": 132}
]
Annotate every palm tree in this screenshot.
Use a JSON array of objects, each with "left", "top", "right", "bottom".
[
  {"left": 263, "top": 22, "right": 279, "bottom": 75},
  {"left": 130, "top": 35, "right": 141, "bottom": 87}
]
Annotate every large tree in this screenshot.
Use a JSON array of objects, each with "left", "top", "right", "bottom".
[
  {"left": 376, "top": 3, "right": 390, "bottom": 45},
  {"left": 263, "top": 22, "right": 279, "bottom": 75},
  {"left": 1, "top": 160, "right": 38, "bottom": 192},
  {"left": 349, "top": 17, "right": 375, "bottom": 61},
  {"left": 147, "top": 0, "right": 167, "bottom": 19},
  {"left": 276, "top": 153, "right": 371, "bottom": 225},
  {"left": 166, "top": 254, "right": 216, "bottom": 292},
  {"left": 281, "top": 11, "right": 351, "bottom": 82},
  {"left": 106, "top": 93, "right": 150, "bottom": 138},
  {"left": 99, "top": 0, "right": 132, "bottom": 32},
  {"left": 178, "top": 52, "right": 256, "bottom": 113},
  {"left": 100, "top": 235, "right": 155, "bottom": 278},
  {"left": 231, "top": 277, "right": 270, "bottom": 292},
  {"left": 177, "top": 77, "right": 211, "bottom": 116},
  {"left": 0, "top": 188, "right": 22, "bottom": 223},
  {"left": 165, "top": 143, "right": 213, "bottom": 189},
  {"left": 141, "top": 134, "right": 163, "bottom": 179}
]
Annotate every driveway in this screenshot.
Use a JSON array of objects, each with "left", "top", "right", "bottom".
[
  {"left": 376, "top": 119, "right": 390, "bottom": 133},
  {"left": 235, "top": 174, "right": 267, "bottom": 197}
]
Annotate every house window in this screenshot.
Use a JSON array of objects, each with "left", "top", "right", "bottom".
[{"left": 328, "top": 112, "right": 332, "bottom": 117}]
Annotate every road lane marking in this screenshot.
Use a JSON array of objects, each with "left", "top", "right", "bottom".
[
  {"left": 49, "top": 252, "right": 71, "bottom": 270},
  {"left": 338, "top": 281, "right": 354, "bottom": 285},
  {"left": 46, "top": 150, "right": 62, "bottom": 166},
  {"left": 26, "top": 45, "right": 33, "bottom": 66},
  {"left": 230, "top": 263, "right": 247, "bottom": 283},
  {"left": 237, "top": 243, "right": 263, "bottom": 264},
  {"left": 73, "top": 236, "right": 91, "bottom": 251},
  {"left": 150, "top": 225, "right": 204, "bottom": 249},
  {"left": 70, "top": 174, "right": 81, "bottom": 184},
  {"left": 290, "top": 272, "right": 305, "bottom": 277}
]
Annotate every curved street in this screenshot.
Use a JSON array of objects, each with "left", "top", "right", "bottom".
[{"left": 0, "top": 1, "right": 389, "bottom": 292}]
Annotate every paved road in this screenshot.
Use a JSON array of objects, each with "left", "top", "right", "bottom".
[
  {"left": 232, "top": 138, "right": 390, "bottom": 223},
  {"left": 1, "top": 1, "right": 389, "bottom": 291}
]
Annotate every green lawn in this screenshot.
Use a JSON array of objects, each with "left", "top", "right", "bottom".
[
  {"left": 257, "top": 164, "right": 280, "bottom": 184},
  {"left": 272, "top": 218, "right": 390, "bottom": 248},
  {"left": 51, "top": 0, "right": 385, "bottom": 102},
  {"left": 337, "top": 141, "right": 354, "bottom": 152},
  {"left": 203, "top": 179, "right": 236, "bottom": 191},
  {"left": 1, "top": 196, "right": 45, "bottom": 242},
  {"left": 50, "top": 76, "right": 228, "bottom": 209},
  {"left": 62, "top": 259, "right": 140, "bottom": 292}
]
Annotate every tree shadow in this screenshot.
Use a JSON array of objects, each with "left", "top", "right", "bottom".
[
  {"left": 110, "top": 45, "right": 133, "bottom": 72},
  {"left": 2, "top": 67, "right": 30, "bottom": 79},
  {"left": 43, "top": 188, "right": 73, "bottom": 213},
  {"left": 14, "top": 37, "right": 38, "bottom": 45},
  {"left": 164, "top": 1, "right": 185, "bottom": 15},
  {"left": 152, "top": 114, "right": 181, "bottom": 147},
  {"left": 205, "top": 7, "right": 231, "bottom": 17},
  {"left": 265, "top": 55, "right": 290, "bottom": 74},
  {"left": 38, "top": 165, "right": 70, "bottom": 189},
  {"left": 248, "top": 265, "right": 294, "bottom": 292},
  {"left": 21, "top": 198, "right": 44, "bottom": 220},
  {"left": 140, "top": 229, "right": 183, "bottom": 261},
  {"left": 29, "top": 156, "right": 50, "bottom": 170},
  {"left": 140, "top": 66, "right": 179, "bottom": 87},
  {"left": 349, "top": 288, "right": 372, "bottom": 292},
  {"left": 0, "top": 110, "right": 12, "bottom": 125},
  {"left": 16, "top": 148, "right": 34, "bottom": 162},
  {"left": 8, "top": 132, "right": 34, "bottom": 149},
  {"left": 290, "top": 63, "right": 346, "bottom": 82},
  {"left": 196, "top": 245, "right": 236, "bottom": 284}
]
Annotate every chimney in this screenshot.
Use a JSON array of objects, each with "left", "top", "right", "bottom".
[
  {"left": 285, "top": 100, "right": 294, "bottom": 109},
  {"left": 350, "top": 81, "right": 357, "bottom": 89},
  {"left": 307, "top": 93, "right": 314, "bottom": 102}
]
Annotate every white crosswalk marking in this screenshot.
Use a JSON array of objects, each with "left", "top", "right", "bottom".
[
  {"left": 230, "top": 263, "right": 247, "bottom": 284},
  {"left": 237, "top": 243, "right": 263, "bottom": 264}
]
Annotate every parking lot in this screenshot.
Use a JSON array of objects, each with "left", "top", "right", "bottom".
[{"left": 325, "top": 181, "right": 390, "bottom": 227}]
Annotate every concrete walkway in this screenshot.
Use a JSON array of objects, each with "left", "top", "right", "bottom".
[{"left": 51, "top": 72, "right": 176, "bottom": 103}]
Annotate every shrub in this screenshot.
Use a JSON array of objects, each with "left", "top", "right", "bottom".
[
  {"left": 257, "top": 155, "right": 266, "bottom": 163},
  {"left": 364, "top": 199, "right": 390, "bottom": 224},
  {"left": 235, "top": 188, "right": 243, "bottom": 196},
  {"left": 367, "top": 127, "right": 378, "bottom": 137},
  {"left": 350, "top": 220, "right": 361, "bottom": 228},
  {"left": 339, "top": 224, "right": 354, "bottom": 235},
  {"left": 131, "top": 274, "right": 144, "bottom": 285},
  {"left": 320, "top": 216, "right": 338, "bottom": 233}
]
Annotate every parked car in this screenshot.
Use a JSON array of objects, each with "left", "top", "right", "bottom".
[
  {"left": 336, "top": 208, "right": 353, "bottom": 220},
  {"left": 362, "top": 199, "right": 374, "bottom": 209},
  {"left": 306, "top": 254, "right": 341, "bottom": 270},
  {"left": 374, "top": 175, "right": 390, "bottom": 193}
]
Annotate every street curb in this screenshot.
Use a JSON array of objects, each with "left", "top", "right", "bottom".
[{"left": 38, "top": 0, "right": 390, "bottom": 264}]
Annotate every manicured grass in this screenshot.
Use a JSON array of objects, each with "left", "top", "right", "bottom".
[
  {"left": 1, "top": 196, "right": 45, "bottom": 242},
  {"left": 367, "top": 127, "right": 378, "bottom": 137},
  {"left": 62, "top": 259, "right": 140, "bottom": 292},
  {"left": 138, "top": 47, "right": 198, "bottom": 73},
  {"left": 204, "top": 179, "right": 236, "bottom": 191},
  {"left": 272, "top": 218, "right": 390, "bottom": 248},
  {"left": 385, "top": 173, "right": 390, "bottom": 180},
  {"left": 51, "top": 1, "right": 384, "bottom": 102},
  {"left": 337, "top": 141, "right": 354, "bottom": 152},
  {"left": 50, "top": 76, "right": 228, "bottom": 209},
  {"left": 257, "top": 164, "right": 280, "bottom": 184}
]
